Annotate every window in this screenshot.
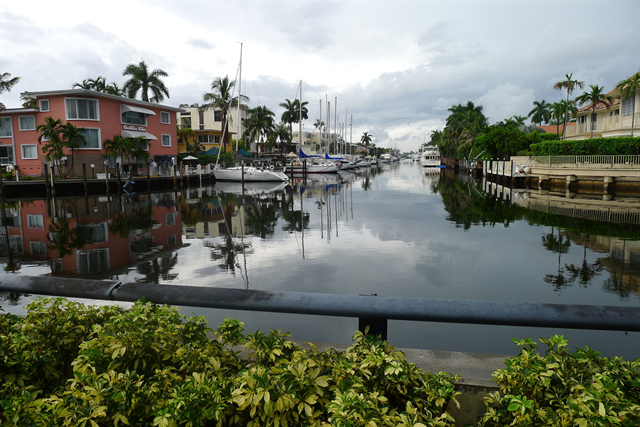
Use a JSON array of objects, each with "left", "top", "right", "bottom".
[
  {"left": 39, "top": 99, "right": 50, "bottom": 112},
  {"left": 0, "top": 236, "right": 23, "bottom": 254},
  {"left": 0, "top": 117, "right": 12, "bottom": 137},
  {"left": 622, "top": 96, "right": 635, "bottom": 117},
  {"left": 121, "top": 111, "right": 147, "bottom": 125},
  {"left": 65, "top": 98, "right": 98, "bottom": 120},
  {"left": 27, "top": 214, "right": 44, "bottom": 228},
  {"left": 168, "top": 235, "right": 177, "bottom": 246},
  {"left": 77, "top": 222, "right": 108, "bottom": 243},
  {"left": 199, "top": 110, "right": 204, "bottom": 129},
  {"left": 78, "top": 128, "right": 100, "bottom": 149},
  {"left": 0, "top": 210, "right": 20, "bottom": 227},
  {"left": 19, "top": 116, "right": 36, "bottom": 131},
  {"left": 214, "top": 111, "right": 221, "bottom": 122},
  {"left": 133, "top": 140, "right": 148, "bottom": 151},
  {"left": 166, "top": 212, "right": 176, "bottom": 226},
  {"left": 77, "top": 248, "right": 110, "bottom": 274},
  {"left": 21, "top": 144, "right": 38, "bottom": 160},
  {"left": 0, "top": 146, "right": 14, "bottom": 164},
  {"left": 162, "top": 135, "right": 171, "bottom": 147},
  {"left": 161, "top": 111, "right": 170, "bottom": 124},
  {"left": 198, "top": 134, "right": 220, "bottom": 144},
  {"left": 30, "top": 242, "right": 47, "bottom": 256}
]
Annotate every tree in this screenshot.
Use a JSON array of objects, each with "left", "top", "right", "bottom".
[
  {"left": 0, "top": 72, "right": 20, "bottom": 94},
  {"left": 37, "top": 117, "right": 65, "bottom": 177},
  {"left": 104, "top": 134, "right": 132, "bottom": 177},
  {"left": 575, "top": 85, "right": 614, "bottom": 138},
  {"left": 279, "top": 99, "right": 296, "bottom": 138},
  {"left": 553, "top": 73, "right": 584, "bottom": 139},
  {"left": 122, "top": 60, "right": 170, "bottom": 103},
  {"left": 274, "top": 122, "right": 291, "bottom": 156},
  {"left": 505, "top": 115, "right": 527, "bottom": 126},
  {"left": 474, "top": 122, "right": 529, "bottom": 158},
  {"left": 203, "top": 75, "right": 249, "bottom": 154},
  {"left": 105, "top": 82, "right": 126, "bottom": 96},
  {"left": 615, "top": 73, "right": 640, "bottom": 137},
  {"left": 360, "top": 132, "right": 372, "bottom": 155},
  {"left": 243, "top": 105, "right": 275, "bottom": 152},
  {"left": 20, "top": 95, "right": 37, "bottom": 108},
  {"left": 549, "top": 100, "right": 578, "bottom": 136},
  {"left": 527, "top": 100, "right": 551, "bottom": 126},
  {"left": 60, "top": 122, "right": 86, "bottom": 175},
  {"left": 177, "top": 126, "right": 195, "bottom": 146},
  {"left": 129, "top": 136, "right": 150, "bottom": 176},
  {"left": 440, "top": 101, "right": 487, "bottom": 158},
  {"left": 72, "top": 79, "right": 93, "bottom": 90}
]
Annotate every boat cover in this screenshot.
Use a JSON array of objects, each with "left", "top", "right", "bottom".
[
  {"left": 325, "top": 153, "right": 344, "bottom": 160},
  {"left": 299, "top": 149, "right": 322, "bottom": 159}
]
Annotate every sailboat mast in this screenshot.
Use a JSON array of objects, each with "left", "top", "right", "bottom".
[
  {"left": 299, "top": 80, "right": 302, "bottom": 148},
  {"left": 349, "top": 114, "right": 353, "bottom": 156},
  {"left": 318, "top": 99, "right": 322, "bottom": 154},
  {"left": 236, "top": 42, "right": 242, "bottom": 152}
]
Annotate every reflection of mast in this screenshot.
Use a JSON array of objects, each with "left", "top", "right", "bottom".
[
  {"left": 326, "top": 190, "right": 331, "bottom": 243},
  {"left": 214, "top": 191, "right": 249, "bottom": 288},
  {"left": 300, "top": 183, "right": 305, "bottom": 259},
  {"left": 334, "top": 191, "right": 338, "bottom": 238}
]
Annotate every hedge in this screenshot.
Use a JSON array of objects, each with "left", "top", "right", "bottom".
[{"left": 531, "top": 137, "right": 640, "bottom": 156}]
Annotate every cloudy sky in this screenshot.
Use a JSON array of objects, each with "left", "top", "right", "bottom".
[{"left": 1, "top": 1, "right": 638, "bottom": 152}]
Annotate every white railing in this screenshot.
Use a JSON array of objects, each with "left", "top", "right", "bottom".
[{"left": 530, "top": 155, "right": 640, "bottom": 168}]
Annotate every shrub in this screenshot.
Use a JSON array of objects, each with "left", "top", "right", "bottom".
[
  {"left": 478, "top": 335, "right": 640, "bottom": 426},
  {"left": 531, "top": 137, "right": 640, "bottom": 156},
  {"left": 0, "top": 298, "right": 461, "bottom": 427}
]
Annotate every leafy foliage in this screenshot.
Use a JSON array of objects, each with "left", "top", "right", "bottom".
[
  {"left": 531, "top": 137, "right": 640, "bottom": 156},
  {"left": 0, "top": 299, "right": 461, "bottom": 426},
  {"left": 478, "top": 335, "right": 640, "bottom": 426}
]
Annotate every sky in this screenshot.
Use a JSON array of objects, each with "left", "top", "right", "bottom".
[{"left": 1, "top": 0, "right": 639, "bottom": 152}]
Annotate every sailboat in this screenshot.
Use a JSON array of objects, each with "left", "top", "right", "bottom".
[{"left": 212, "top": 44, "right": 289, "bottom": 183}]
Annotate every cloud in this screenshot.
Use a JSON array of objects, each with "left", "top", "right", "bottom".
[
  {"left": 478, "top": 84, "right": 536, "bottom": 124},
  {"left": 187, "top": 39, "right": 215, "bottom": 50}
]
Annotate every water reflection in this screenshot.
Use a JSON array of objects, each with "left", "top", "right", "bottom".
[
  {"left": 0, "top": 192, "right": 183, "bottom": 277},
  {"left": 0, "top": 163, "right": 638, "bottom": 360}
]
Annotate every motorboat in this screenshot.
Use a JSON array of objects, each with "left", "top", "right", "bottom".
[
  {"left": 420, "top": 147, "right": 441, "bottom": 167},
  {"left": 213, "top": 164, "right": 289, "bottom": 182}
]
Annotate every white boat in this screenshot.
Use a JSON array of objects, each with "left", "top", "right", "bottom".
[
  {"left": 420, "top": 147, "right": 441, "bottom": 167},
  {"left": 289, "top": 159, "right": 342, "bottom": 174},
  {"left": 213, "top": 164, "right": 289, "bottom": 182},
  {"left": 215, "top": 180, "right": 288, "bottom": 195}
]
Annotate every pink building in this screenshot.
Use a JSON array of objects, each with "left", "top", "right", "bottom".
[{"left": 0, "top": 89, "right": 182, "bottom": 177}]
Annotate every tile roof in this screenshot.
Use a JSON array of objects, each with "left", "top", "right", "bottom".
[{"left": 577, "top": 98, "right": 620, "bottom": 113}]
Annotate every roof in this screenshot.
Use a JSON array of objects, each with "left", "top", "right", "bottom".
[
  {"left": 577, "top": 98, "right": 620, "bottom": 113},
  {"left": 536, "top": 124, "right": 574, "bottom": 134},
  {"left": 0, "top": 107, "right": 39, "bottom": 115},
  {"left": 19, "top": 89, "right": 185, "bottom": 112}
]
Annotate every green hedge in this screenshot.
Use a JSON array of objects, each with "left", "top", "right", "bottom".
[
  {"left": 0, "top": 298, "right": 461, "bottom": 427},
  {"left": 531, "top": 137, "right": 640, "bottom": 156}
]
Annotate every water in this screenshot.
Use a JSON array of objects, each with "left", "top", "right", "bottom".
[{"left": 1, "top": 161, "right": 639, "bottom": 360}]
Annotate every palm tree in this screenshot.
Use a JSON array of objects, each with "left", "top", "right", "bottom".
[
  {"left": 72, "top": 79, "right": 93, "bottom": 90},
  {"left": 129, "top": 136, "right": 150, "bottom": 177},
  {"left": 104, "top": 134, "right": 132, "bottom": 178},
  {"left": 274, "top": 122, "right": 291, "bottom": 156},
  {"left": 553, "top": 73, "right": 584, "bottom": 139},
  {"left": 575, "top": 85, "right": 615, "bottom": 138},
  {"left": 37, "top": 117, "right": 65, "bottom": 177},
  {"left": 177, "top": 126, "right": 195, "bottom": 146},
  {"left": 60, "top": 122, "right": 86, "bottom": 176},
  {"left": 360, "top": 132, "right": 372, "bottom": 155},
  {"left": 243, "top": 105, "right": 275, "bottom": 153},
  {"left": 203, "top": 75, "right": 250, "bottom": 154},
  {"left": 279, "top": 99, "right": 296, "bottom": 137},
  {"left": 105, "top": 82, "right": 126, "bottom": 96},
  {"left": 122, "top": 60, "right": 170, "bottom": 103},
  {"left": 0, "top": 72, "right": 20, "bottom": 94},
  {"left": 615, "top": 73, "right": 640, "bottom": 137},
  {"left": 527, "top": 100, "right": 551, "bottom": 126},
  {"left": 20, "top": 95, "right": 37, "bottom": 108},
  {"left": 314, "top": 119, "right": 325, "bottom": 132}
]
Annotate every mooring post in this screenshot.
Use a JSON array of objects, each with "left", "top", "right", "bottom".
[
  {"left": 116, "top": 162, "right": 121, "bottom": 188},
  {"left": 147, "top": 161, "right": 151, "bottom": 192},
  {"left": 0, "top": 166, "right": 4, "bottom": 196},
  {"left": 82, "top": 163, "right": 88, "bottom": 195},
  {"left": 104, "top": 162, "right": 110, "bottom": 195},
  {"left": 173, "top": 164, "right": 177, "bottom": 190},
  {"left": 50, "top": 165, "right": 56, "bottom": 197},
  {"left": 43, "top": 167, "right": 50, "bottom": 194}
]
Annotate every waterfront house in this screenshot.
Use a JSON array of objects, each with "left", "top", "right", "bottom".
[
  {"left": 176, "top": 103, "right": 244, "bottom": 154},
  {"left": 0, "top": 89, "right": 182, "bottom": 177},
  {"left": 566, "top": 74, "right": 639, "bottom": 140}
]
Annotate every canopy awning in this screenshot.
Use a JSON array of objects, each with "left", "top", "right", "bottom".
[
  {"left": 121, "top": 130, "right": 158, "bottom": 140},
  {"left": 120, "top": 104, "right": 156, "bottom": 116}
]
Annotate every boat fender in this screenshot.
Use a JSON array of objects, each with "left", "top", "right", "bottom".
[{"left": 269, "top": 165, "right": 275, "bottom": 170}]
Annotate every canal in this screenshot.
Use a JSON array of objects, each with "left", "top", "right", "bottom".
[{"left": 1, "top": 161, "right": 639, "bottom": 360}]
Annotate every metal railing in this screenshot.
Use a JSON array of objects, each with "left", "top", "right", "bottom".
[
  {"left": 530, "top": 155, "right": 640, "bottom": 168},
  {"left": 1, "top": 276, "right": 638, "bottom": 340}
]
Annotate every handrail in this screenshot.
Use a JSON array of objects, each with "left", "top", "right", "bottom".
[{"left": 1, "top": 276, "right": 638, "bottom": 340}]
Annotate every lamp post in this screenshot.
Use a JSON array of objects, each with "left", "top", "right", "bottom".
[{"left": 90, "top": 164, "right": 95, "bottom": 179}]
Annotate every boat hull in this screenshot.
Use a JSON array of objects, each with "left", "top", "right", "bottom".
[{"left": 213, "top": 166, "right": 288, "bottom": 182}]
